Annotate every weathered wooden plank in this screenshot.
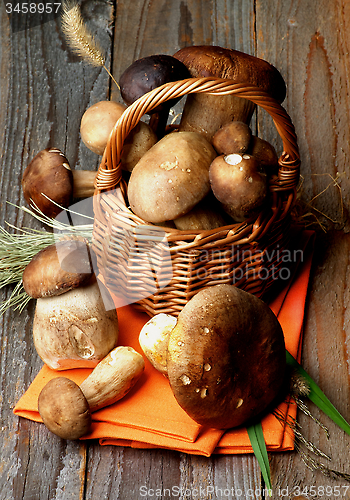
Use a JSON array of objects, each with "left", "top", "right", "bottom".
[
  {"left": 0, "top": 0, "right": 113, "bottom": 497},
  {"left": 111, "top": 0, "right": 257, "bottom": 94},
  {"left": 2, "top": 0, "right": 350, "bottom": 498},
  {"left": 256, "top": 0, "right": 350, "bottom": 232},
  {"left": 270, "top": 230, "right": 350, "bottom": 497},
  {"left": 256, "top": 1, "right": 350, "bottom": 492}
]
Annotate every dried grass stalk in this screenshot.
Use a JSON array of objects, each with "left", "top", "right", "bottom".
[
  {"left": 61, "top": 0, "right": 105, "bottom": 67},
  {"left": 61, "top": 0, "right": 119, "bottom": 88}
]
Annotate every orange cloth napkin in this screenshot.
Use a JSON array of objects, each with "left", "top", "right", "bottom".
[{"left": 14, "top": 230, "right": 315, "bottom": 457}]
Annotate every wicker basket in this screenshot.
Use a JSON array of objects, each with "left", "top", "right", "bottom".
[{"left": 92, "top": 77, "right": 300, "bottom": 317}]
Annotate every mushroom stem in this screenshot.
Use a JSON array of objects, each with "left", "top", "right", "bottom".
[
  {"left": 80, "top": 345, "right": 145, "bottom": 412},
  {"left": 38, "top": 346, "right": 145, "bottom": 440},
  {"left": 148, "top": 107, "right": 171, "bottom": 140},
  {"left": 72, "top": 170, "right": 97, "bottom": 198}
]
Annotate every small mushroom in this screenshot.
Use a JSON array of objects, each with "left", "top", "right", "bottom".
[
  {"left": 173, "top": 45, "right": 286, "bottom": 141},
  {"left": 80, "top": 101, "right": 127, "bottom": 155},
  {"left": 247, "top": 135, "right": 279, "bottom": 171},
  {"left": 212, "top": 121, "right": 252, "bottom": 156},
  {"left": 23, "top": 239, "right": 119, "bottom": 370},
  {"left": 38, "top": 346, "right": 145, "bottom": 440},
  {"left": 119, "top": 54, "right": 190, "bottom": 138},
  {"left": 22, "top": 148, "right": 97, "bottom": 218},
  {"left": 80, "top": 100, "right": 157, "bottom": 168},
  {"left": 127, "top": 131, "right": 217, "bottom": 223},
  {"left": 209, "top": 153, "right": 268, "bottom": 222},
  {"left": 139, "top": 313, "right": 177, "bottom": 375},
  {"left": 166, "top": 284, "right": 286, "bottom": 429}
]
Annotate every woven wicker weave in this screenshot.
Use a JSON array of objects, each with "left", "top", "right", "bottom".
[{"left": 92, "top": 77, "right": 300, "bottom": 317}]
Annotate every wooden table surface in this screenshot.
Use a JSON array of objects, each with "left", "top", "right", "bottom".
[{"left": 1, "top": 0, "right": 350, "bottom": 498}]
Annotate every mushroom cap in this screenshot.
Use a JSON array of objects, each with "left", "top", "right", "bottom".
[
  {"left": 127, "top": 131, "right": 217, "bottom": 223},
  {"left": 173, "top": 194, "right": 228, "bottom": 231},
  {"left": 166, "top": 284, "right": 286, "bottom": 429},
  {"left": 22, "top": 148, "right": 74, "bottom": 218},
  {"left": 22, "top": 239, "right": 96, "bottom": 299},
  {"left": 80, "top": 101, "right": 127, "bottom": 155},
  {"left": 248, "top": 135, "right": 279, "bottom": 171},
  {"left": 38, "top": 377, "right": 91, "bottom": 440},
  {"left": 119, "top": 54, "right": 190, "bottom": 114},
  {"left": 174, "top": 45, "right": 286, "bottom": 103},
  {"left": 212, "top": 121, "right": 252, "bottom": 156},
  {"left": 209, "top": 153, "right": 268, "bottom": 222},
  {"left": 173, "top": 46, "right": 286, "bottom": 140}
]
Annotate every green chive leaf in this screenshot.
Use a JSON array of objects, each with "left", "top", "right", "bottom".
[{"left": 247, "top": 422, "right": 272, "bottom": 495}]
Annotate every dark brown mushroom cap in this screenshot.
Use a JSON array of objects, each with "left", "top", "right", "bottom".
[
  {"left": 22, "top": 148, "right": 74, "bottom": 218},
  {"left": 119, "top": 54, "right": 190, "bottom": 114},
  {"left": 173, "top": 45, "right": 286, "bottom": 103},
  {"left": 38, "top": 377, "right": 91, "bottom": 440},
  {"left": 22, "top": 239, "right": 96, "bottom": 298},
  {"left": 167, "top": 284, "right": 286, "bottom": 429}
]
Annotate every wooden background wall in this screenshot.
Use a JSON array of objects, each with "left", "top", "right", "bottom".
[{"left": 1, "top": 0, "right": 350, "bottom": 498}]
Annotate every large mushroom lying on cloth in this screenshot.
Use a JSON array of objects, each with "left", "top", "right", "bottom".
[
  {"left": 173, "top": 45, "right": 286, "bottom": 141},
  {"left": 139, "top": 284, "right": 286, "bottom": 429}
]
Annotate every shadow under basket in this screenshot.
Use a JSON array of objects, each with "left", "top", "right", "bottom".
[{"left": 92, "top": 77, "right": 300, "bottom": 317}]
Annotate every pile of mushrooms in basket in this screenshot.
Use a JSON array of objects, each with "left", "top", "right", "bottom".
[{"left": 20, "top": 45, "right": 293, "bottom": 440}]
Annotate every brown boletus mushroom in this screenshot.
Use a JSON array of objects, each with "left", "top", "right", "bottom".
[
  {"left": 212, "top": 121, "right": 252, "bottom": 156},
  {"left": 166, "top": 284, "right": 286, "bottom": 429},
  {"left": 80, "top": 100, "right": 157, "bottom": 169},
  {"left": 127, "top": 131, "right": 217, "bottom": 223},
  {"left": 209, "top": 153, "right": 268, "bottom": 222},
  {"left": 23, "top": 239, "right": 119, "bottom": 370},
  {"left": 38, "top": 377, "right": 91, "bottom": 440},
  {"left": 22, "top": 148, "right": 73, "bottom": 218},
  {"left": 119, "top": 54, "right": 190, "bottom": 138},
  {"left": 121, "top": 120, "right": 158, "bottom": 173},
  {"left": 173, "top": 45, "right": 286, "bottom": 141},
  {"left": 22, "top": 148, "right": 97, "bottom": 217},
  {"left": 38, "top": 346, "right": 145, "bottom": 439}
]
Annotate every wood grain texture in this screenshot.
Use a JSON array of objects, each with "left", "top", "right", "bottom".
[
  {"left": 256, "top": 0, "right": 350, "bottom": 232},
  {"left": 270, "top": 231, "right": 350, "bottom": 497},
  {"left": 0, "top": 0, "right": 112, "bottom": 498},
  {"left": 1, "top": 0, "right": 350, "bottom": 498}
]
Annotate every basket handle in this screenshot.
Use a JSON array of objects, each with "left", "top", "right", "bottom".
[{"left": 94, "top": 77, "right": 300, "bottom": 194}]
